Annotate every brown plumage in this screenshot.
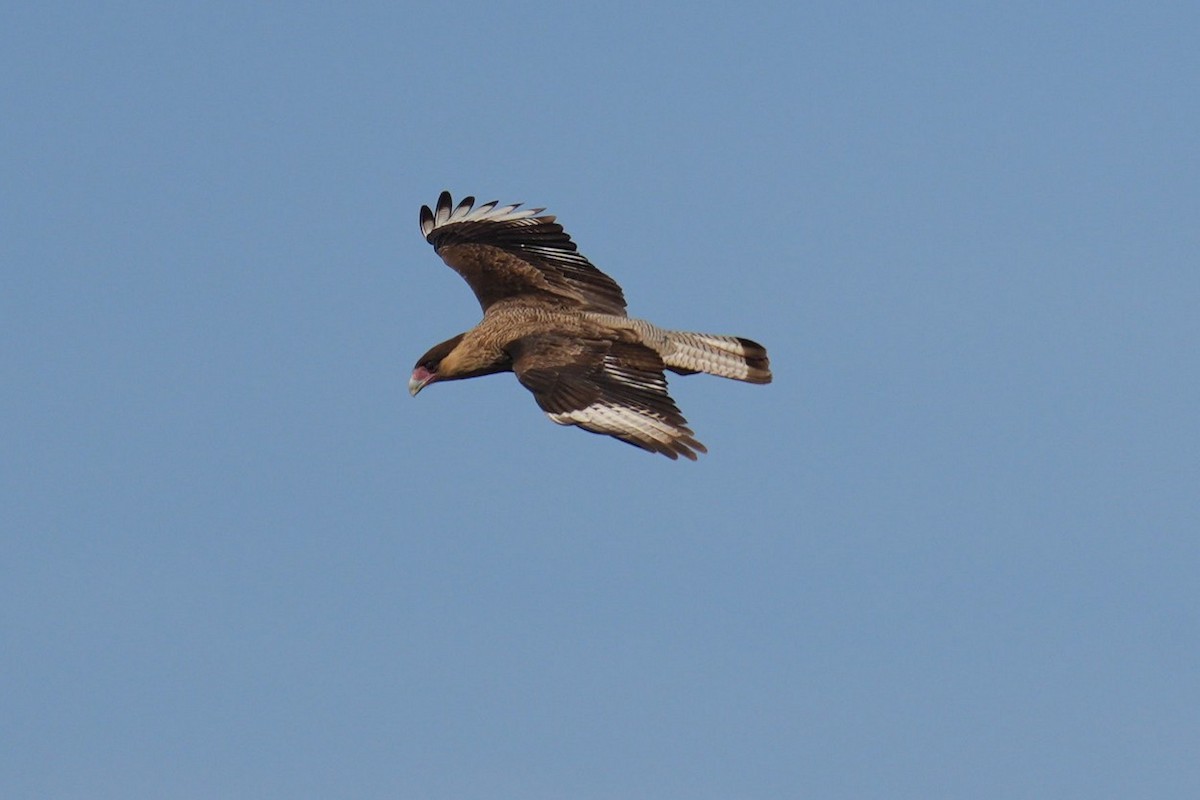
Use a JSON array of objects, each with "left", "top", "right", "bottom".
[{"left": 409, "top": 191, "right": 771, "bottom": 459}]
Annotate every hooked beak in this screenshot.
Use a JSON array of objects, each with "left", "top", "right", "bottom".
[{"left": 408, "top": 366, "right": 434, "bottom": 397}]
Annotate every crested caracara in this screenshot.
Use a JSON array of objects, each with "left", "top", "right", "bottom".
[{"left": 409, "top": 192, "right": 771, "bottom": 460}]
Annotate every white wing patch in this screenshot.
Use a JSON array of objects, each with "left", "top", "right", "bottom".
[
  {"left": 421, "top": 194, "right": 546, "bottom": 239},
  {"left": 548, "top": 403, "right": 692, "bottom": 450}
]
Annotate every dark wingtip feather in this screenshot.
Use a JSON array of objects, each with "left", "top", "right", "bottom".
[
  {"left": 652, "top": 432, "right": 706, "bottom": 461},
  {"left": 419, "top": 204, "right": 435, "bottom": 238},
  {"left": 433, "top": 191, "right": 454, "bottom": 227}
]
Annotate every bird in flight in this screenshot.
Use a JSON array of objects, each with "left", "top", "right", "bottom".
[{"left": 409, "top": 191, "right": 771, "bottom": 459}]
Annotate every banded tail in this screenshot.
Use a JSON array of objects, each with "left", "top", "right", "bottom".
[
  {"left": 660, "top": 330, "right": 772, "bottom": 384},
  {"left": 582, "top": 313, "right": 772, "bottom": 385}
]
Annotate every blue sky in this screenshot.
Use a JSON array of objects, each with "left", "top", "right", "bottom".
[{"left": 3, "top": 2, "right": 1197, "bottom": 798}]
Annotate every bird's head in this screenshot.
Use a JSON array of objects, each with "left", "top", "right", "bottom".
[{"left": 408, "top": 333, "right": 466, "bottom": 396}]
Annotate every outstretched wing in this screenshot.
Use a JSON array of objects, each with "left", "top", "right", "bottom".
[
  {"left": 511, "top": 335, "right": 706, "bottom": 460},
  {"left": 419, "top": 191, "right": 628, "bottom": 316}
]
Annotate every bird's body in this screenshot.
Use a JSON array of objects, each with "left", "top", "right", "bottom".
[{"left": 409, "top": 192, "right": 770, "bottom": 459}]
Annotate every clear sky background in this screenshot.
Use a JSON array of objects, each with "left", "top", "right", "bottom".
[{"left": 3, "top": 3, "right": 1197, "bottom": 798}]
